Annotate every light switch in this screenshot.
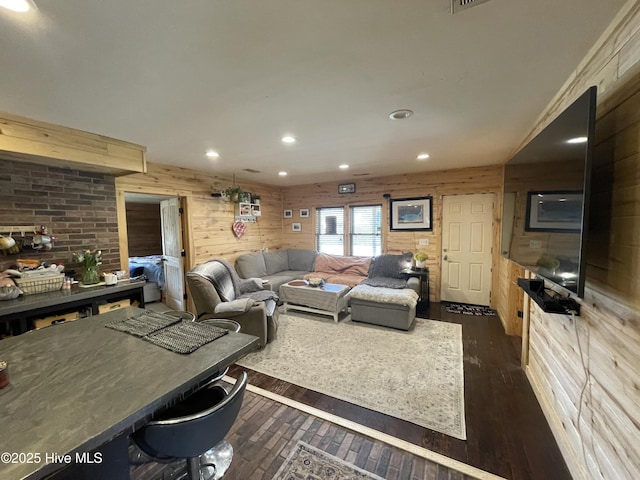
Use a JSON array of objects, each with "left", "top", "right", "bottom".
[
  {"left": 419, "top": 238, "right": 429, "bottom": 246},
  {"left": 529, "top": 240, "right": 542, "bottom": 249}
]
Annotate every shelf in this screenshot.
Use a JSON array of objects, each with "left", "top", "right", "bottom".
[
  {"left": 517, "top": 278, "right": 580, "bottom": 315},
  {"left": 237, "top": 202, "right": 261, "bottom": 220}
]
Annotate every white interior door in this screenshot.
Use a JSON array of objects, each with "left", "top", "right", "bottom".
[
  {"left": 160, "top": 197, "right": 184, "bottom": 311},
  {"left": 441, "top": 193, "right": 494, "bottom": 306}
]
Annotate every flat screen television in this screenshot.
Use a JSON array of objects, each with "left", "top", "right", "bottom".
[{"left": 501, "top": 86, "right": 596, "bottom": 298}]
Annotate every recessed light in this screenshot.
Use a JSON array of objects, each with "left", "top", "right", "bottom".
[
  {"left": 339, "top": 164, "right": 349, "bottom": 169},
  {"left": 281, "top": 136, "right": 296, "bottom": 144},
  {"left": 567, "top": 137, "right": 588, "bottom": 144},
  {"left": 0, "top": 0, "right": 35, "bottom": 12},
  {"left": 278, "top": 171, "right": 288, "bottom": 176},
  {"left": 205, "top": 150, "right": 219, "bottom": 158},
  {"left": 388, "top": 109, "right": 413, "bottom": 120},
  {"left": 416, "top": 153, "right": 430, "bottom": 160}
]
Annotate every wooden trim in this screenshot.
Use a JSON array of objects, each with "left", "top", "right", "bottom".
[
  {"left": 116, "top": 189, "right": 130, "bottom": 275},
  {"left": 0, "top": 111, "right": 146, "bottom": 175}
]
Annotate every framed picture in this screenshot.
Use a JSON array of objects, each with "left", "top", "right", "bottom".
[
  {"left": 292, "top": 222, "right": 302, "bottom": 232},
  {"left": 338, "top": 183, "right": 356, "bottom": 194},
  {"left": 390, "top": 196, "right": 433, "bottom": 231},
  {"left": 300, "top": 209, "right": 310, "bottom": 218},
  {"left": 284, "top": 209, "right": 293, "bottom": 218},
  {"left": 526, "top": 191, "right": 583, "bottom": 232}
]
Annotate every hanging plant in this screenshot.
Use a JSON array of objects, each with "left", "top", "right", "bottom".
[{"left": 222, "top": 185, "right": 244, "bottom": 203}]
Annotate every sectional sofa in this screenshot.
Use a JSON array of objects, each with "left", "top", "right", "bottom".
[
  {"left": 235, "top": 249, "right": 317, "bottom": 292},
  {"left": 235, "top": 249, "right": 421, "bottom": 330}
]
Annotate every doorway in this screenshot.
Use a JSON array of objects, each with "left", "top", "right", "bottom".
[
  {"left": 441, "top": 193, "right": 494, "bottom": 306},
  {"left": 123, "top": 193, "right": 186, "bottom": 311}
]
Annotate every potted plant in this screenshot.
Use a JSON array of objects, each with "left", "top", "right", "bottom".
[
  {"left": 222, "top": 185, "right": 244, "bottom": 203},
  {"left": 72, "top": 248, "right": 102, "bottom": 285},
  {"left": 413, "top": 251, "right": 429, "bottom": 269}
]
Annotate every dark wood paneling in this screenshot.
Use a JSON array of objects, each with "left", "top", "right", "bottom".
[{"left": 125, "top": 203, "right": 162, "bottom": 257}]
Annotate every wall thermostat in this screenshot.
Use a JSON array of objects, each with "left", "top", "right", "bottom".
[{"left": 338, "top": 183, "right": 356, "bottom": 194}]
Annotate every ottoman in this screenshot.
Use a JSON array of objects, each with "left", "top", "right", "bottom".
[{"left": 348, "top": 284, "right": 419, "bottom": 330}]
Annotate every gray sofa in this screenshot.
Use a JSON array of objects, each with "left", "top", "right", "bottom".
[
  {"left": 235, "top": 249, "right": 317, "bottom": 292},
  {"left": 235, "top": 249, "right": 419, "bottom": 296}
]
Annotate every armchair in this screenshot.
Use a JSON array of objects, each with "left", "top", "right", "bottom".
[{"left": 186, "top": 259, "right": 279, "bottom": 347}]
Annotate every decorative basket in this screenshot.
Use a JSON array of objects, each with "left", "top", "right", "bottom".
[{"left": 14, "top": 273, "right": 64, "bottom": 295}]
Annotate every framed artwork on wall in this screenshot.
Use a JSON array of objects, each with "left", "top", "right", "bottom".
[
  {"left": 292, "top": 223, "right": 302, "bottom": 232},
  {"left": 284, "top": 209, "right": 293, "bottom": 218},
  {"left": 300, "top": 209, "right": 309, "bottom": 217},
  {"left": 525, "top": 191, "right": 582, "bottom": 232},
  {"left": 390, "top": 196, "right": 433, "bottom": 231}
]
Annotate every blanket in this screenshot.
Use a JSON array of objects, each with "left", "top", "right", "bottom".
[
  {"left": 348, "top": 284, "right": 418, "bottom": 308},
  {"left": 216, "top": 258, "right": 279, "bottom": 304}
]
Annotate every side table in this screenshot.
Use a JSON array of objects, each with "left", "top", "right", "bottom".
[{"left": 400, "top": 268, "right": 430, "bottom": 307}]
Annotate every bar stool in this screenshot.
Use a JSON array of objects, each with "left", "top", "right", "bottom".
[{"left": 131, "top": 371, "right": 248, "bottom": 480}]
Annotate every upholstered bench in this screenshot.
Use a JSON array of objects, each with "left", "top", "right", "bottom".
[{"left": 347, "top": 284, "right": 419, "bottom": 330}]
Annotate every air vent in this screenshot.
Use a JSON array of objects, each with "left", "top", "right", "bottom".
[
  {"left": 451, "top": 0, "right": 491, "bottom": 14},
  {"left": 352, "top": 173, "right": 370, "bottom": 177},
  {"left": 242, "top": 168, "right": 261, "bottom": 174}
]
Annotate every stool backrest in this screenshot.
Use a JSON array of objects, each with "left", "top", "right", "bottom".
[{"left": 135, "top": 372, "right": 248, "bottom": 458}]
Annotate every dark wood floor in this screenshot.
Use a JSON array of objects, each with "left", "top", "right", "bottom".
[
  {"left": 226, "top": 302, "right": 571, "bottom": 480},
  {"left": 133, "top": 387, "right": 479, "bottom": 480}
]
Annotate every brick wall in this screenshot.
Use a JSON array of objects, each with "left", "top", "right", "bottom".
[{"left": 0, "top": 159, "right": 120, "bottom": 277}]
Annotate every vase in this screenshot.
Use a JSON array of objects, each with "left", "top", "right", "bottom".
[{"left": 82, "top": 266, "right": 100, "bottom": 285}]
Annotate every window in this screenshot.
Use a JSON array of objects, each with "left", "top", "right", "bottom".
[
  {"left": 316, "top": 205, "right": 381, "bottom": 256},
  {"left": 316, "top": 207, "right": 344, "bottom": 255},
  {"left": 350, "top": 205, "right": 381, "bottom": 256}
]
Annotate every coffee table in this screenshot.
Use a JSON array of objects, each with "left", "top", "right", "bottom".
[{"left": 280, "top": 281, "right": 350, "bottom": 322}]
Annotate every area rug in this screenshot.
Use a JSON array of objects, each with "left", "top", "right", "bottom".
[
  {"left": 272, "top": 441, "right": 385, "bottom": 480},
  {"left": 445, "top": 302, "right": 496, "bottom": 316},
  {"left": 236, "top": 313, "right": 466, "bottom": 440}
]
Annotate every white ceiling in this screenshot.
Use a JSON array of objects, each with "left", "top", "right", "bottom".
[{"left": 0, "top": 0, "right": 626, "bottom": 186}]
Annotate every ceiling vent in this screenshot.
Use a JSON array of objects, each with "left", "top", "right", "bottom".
[
  {"left": 242, "top": 168, "right": 261, "bottom": 174},
  {"left": 451, "top": 0, "right": 491, "bottom": 14}
]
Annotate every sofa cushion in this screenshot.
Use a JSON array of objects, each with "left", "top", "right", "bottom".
[
  {"left": 287, "top": 249, "right": 316, "bottom": 272},
  {"left": 263, "top": 250, "right": 290, "bottom": 275},
  {"left": 266, "top": 272, "right": 306, "bottom": 293},
  {"left": 369, "top": 253, "right": 413, "bottom": 279},
  {"left": 236, "top": 252, "right": 267, "bottom": 278}
]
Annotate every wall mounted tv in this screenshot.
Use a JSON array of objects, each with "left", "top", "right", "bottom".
[{"left": 501, "top": 86, "right": 596, "bottom": 298}]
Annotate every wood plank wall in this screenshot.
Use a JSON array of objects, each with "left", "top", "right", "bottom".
[
  {"left": 499, "top": 2, "right": 640, "bottom": 479},
  {"left": 0, "top": 111, "right": 146, "bottom": 175},
  {"left": 125, "top": 203, "right": 162, "bottom": 257},
  {"left": 115, "top": 163, "right": 284, "bottom": 270},
  {"left": 281, "top": 166, "right": 503, "bottom": 307}
]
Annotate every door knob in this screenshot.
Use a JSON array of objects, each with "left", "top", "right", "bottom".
[{"left": 443, "top": 255, "right": 448, "bottom": 261}]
